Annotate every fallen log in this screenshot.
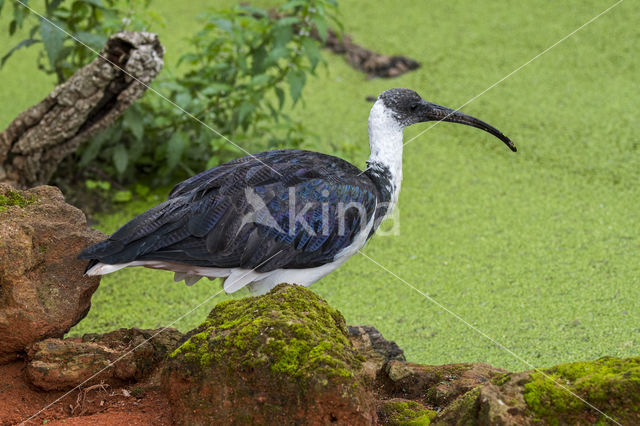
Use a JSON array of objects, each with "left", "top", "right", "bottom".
[
  {"left": 322, "top": 28, "right": 420, "bottom": 78},
  {"left": 0, "top": 31, "right": 164, "bottom": 188}
]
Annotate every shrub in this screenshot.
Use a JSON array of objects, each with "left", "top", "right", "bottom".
[{"left": 1, "top": 0, "right": 341, "bottom": 190}]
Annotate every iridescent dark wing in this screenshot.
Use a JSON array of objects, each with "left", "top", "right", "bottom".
[{"left": 79, "top": 150, "right": 381, "bottom": 272}]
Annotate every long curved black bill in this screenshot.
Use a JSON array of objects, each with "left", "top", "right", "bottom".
[{"left": 423, "top": 101, "right": 517, "bottom": 152}]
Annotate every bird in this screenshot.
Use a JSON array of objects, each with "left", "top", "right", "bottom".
[{"left": 78, "top": 88, "right": 516, "bottom": 295}]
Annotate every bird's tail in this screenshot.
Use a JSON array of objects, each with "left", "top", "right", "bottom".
[
  {"left": 83, "top": 260, "right": 133, "bottom": 276},
  {"left": 84, "top": 258, "right": 100, "bottom": 274}
]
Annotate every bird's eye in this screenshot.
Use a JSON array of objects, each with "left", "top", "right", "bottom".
[{"left": 410, "top": 103, "right": 419, "bottom": 110}]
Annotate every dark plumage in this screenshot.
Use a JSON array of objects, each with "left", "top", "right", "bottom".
[{"left": 79, "top": 150, "right": 388, "bottom": 273}]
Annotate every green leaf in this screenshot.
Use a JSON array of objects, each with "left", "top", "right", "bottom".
[
  {"left": 266, "top": 101, "right": 279, "bottom": 121},
  {"left": 177, "top": 52, "right": 199, "bottom": 66},
  {"left": 238, "top": 54, "right": 248, "bottom": 73},
  {"left": 134, "top": 184, "right": 150, "bottom": 198},
  {"left": 52, "top": 8, "right": 71, "bottom": 19},
  {"left": 127, "top": 134, "right": 145, "bottom": 162},
  {"left": 0, "top": 0, "right": 5, "bottom": 14},
  {"left": 302, "top": 38, "right": 321, "bottom": 70},
  {"left": 239, "top": 4, "right": 267, "bottom": 17},
  {"left": 40, "top": 18, "right": 66, "bottom": 68},
  {"left": 175, "top": 91, "right": 191, "bottom": 109},
  {"left": 287, "top": 69, "right": 306, "bottom": 105},
  {"left": 250, "top": 73, "right": 270, "bottom": 87},
  {"left": 201, "top": 83, "right": 231, "bottom": 96},
  {"left": 265, "top": 46, "right": 288, "bottom": 66},
  {"left": 46, "top": 0, "right": 64, "bottom": 14},
  {"left": 1, "top": 38, "right": 39, "bottom": 67},
  {"left": 112, "top": 190, "right": 132, "bottom": 203},
  {"left": 113, "top": 144, "right": 129, "bottom": 175},
  {"left": 124, "top": 108, "right": 144, "bottom": 142},
  {"left": 74, "top": 31, "right": 107, "bottom": 49},
  {"left": 251, "top": 44, "right": 267, "bottom": 74},
  {"left": 275, "top": 86, "right": 285, "bottom": 110},
  {"left": 313, "top": 14, "right": 329, "bottom": 42},
  {"left": 80, "top": 0, "right": 104, "bottom": 8},
  {"left": 273, "top": 25, "right": 293, "bottom": 48},
  {"left": 237, "top": 101, "right": 254, "bottom": 126},
  {"left": 166, "top": 132, "right": 186, "bottom": 171},
  {"left": 276, "top": 16, "right": 300, "bottom": 27},
  {"left": 79, "top": 131, "right": 109, "bottom": 167},
  {"left": 85, "top": 179, "right": 110, "bottom": 191},
  {"left": 13, "top": 4, "right": 26, "bottom": 28},
  {"left": 280, "top": 0, "right": 306, "bottom": 11},
  {"left": 213, "top": 18, "right": 232, "bottom": 34}
]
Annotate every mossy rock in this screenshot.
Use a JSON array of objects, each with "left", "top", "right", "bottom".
[
  {"left": 0, "top": 189, "right": 37, "bottom": 212},
  {"left": 0, "top": 184, "right": 104, "bottom": 364},
  {"left": 161, "top": 284, "right": 375, "bottom": 425},
  {"left": 170, "top": 283, "right": 362, "bottom": 380},
  {"left": 431, "top": 387, "right": 482, "bottom": 425},
  {"left": 379, "top": 399, "right": 437, "bottom": 425},
  {"left": 524, "top": 356, "right": 640, "bottom": 424},
  {"left": 431, "top": 357, "right": 640, "bottom": 425}
]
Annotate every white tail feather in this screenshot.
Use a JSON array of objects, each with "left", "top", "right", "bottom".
[{"left": 85, "top": 262, "right": 133, "bottom": 276}]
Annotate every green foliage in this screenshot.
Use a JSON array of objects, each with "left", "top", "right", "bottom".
[
  {"left": 98, "top": 0, "right": 338, "bottom": 186},
  {"left": 2, "top": 0, "right": 340, "bottom": 189},
  {"left": 0, "top": 0, "right": 156, "bottom": 83}
]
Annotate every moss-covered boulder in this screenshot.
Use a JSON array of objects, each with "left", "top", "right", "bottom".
[
  {"left": 429, "top": 356, "right": 640, "bottom": 425},
  {"left": 161, "top": 283, "right": 376, "bottom": 425},
  {"left": 524, "top": 356, "right": 640, "bottom": 424},
  {"left": 0, "top": 184, "right": 105, "bottom": 363}
]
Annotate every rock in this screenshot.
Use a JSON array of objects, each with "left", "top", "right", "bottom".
[
  {"left": 432, "top": 356, "right": 640, "bottom": 425},
  {"left": 521, "top": 356, "right": 640, "bottom": 425},
  {"left": 431, "top": 373, "right": 530, "bottom": 425},
  {"left": 378, "top": 399, "right": 437, "bottom": 425},
  {"left": 0, "top": 184, "right": 105, "bottom": 363},
  {"left": 26, "top": 327, "right": 183, "bottom": 391},
  {"left": 382, "top": 360, "right": 506, "bottom": 408},
  {"left": 161, "top": 284, "right": 376, "bottom": 425},
  {"left": 27, "top": 339, "right": 117, "bottom": 391},
  {"left": 348, "top": 325, "right": 405, "bottom": 382},
  {"left": 432, "top": 386, "right": 483, "bottom": 425}
]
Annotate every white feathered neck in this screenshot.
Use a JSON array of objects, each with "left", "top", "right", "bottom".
[{"left": 367, "top": 99, "right": 404, "bottom": 207}]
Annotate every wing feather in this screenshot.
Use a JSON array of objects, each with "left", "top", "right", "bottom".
[{"left": 79, "top": 150, "right": 381, "bottom": 272}]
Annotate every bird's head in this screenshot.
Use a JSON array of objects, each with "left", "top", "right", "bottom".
[{"left": 377, "top": 88, "right": 516, "bottom": 152}]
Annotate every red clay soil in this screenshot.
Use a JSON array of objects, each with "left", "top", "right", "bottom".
[{"left": 0, "top": 362, "right": 172, "bottom": 425}]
